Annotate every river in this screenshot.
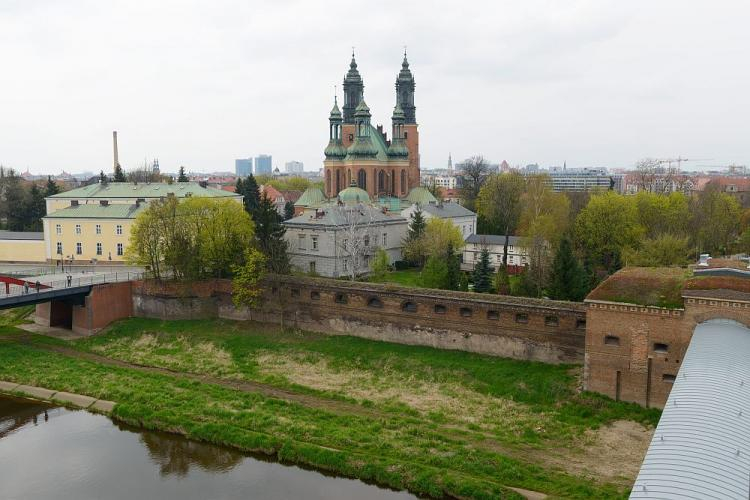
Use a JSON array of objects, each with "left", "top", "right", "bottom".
[{"left": 0, "top": 395, "right": 417, "bottom": 500}]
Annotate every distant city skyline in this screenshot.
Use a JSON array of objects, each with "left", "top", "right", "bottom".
[{"left": 1, "top": 1, "right": 749, "bottom": 175}]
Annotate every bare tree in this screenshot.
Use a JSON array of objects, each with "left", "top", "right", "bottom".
[
  {"left": 634, "top": 158, "right": 681, "bottom": 194},
  {"left": 331, "top": 203, "right": 376, "bottom": 280},
  {"left": 458, "top": 155, "right": 490, "bottom": 211},
  {"left": 128, "top": 158, "right": 163, "bottom": 183}
]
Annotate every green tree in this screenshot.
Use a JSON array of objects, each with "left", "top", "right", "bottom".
[
  {"left": 401, "top": 206, "right": 428, "bottom": 266},
  {"left": 625, "top": 234, "right": 690, "bottom": 267},
  {"left": 370, "top": 247, "right": 390, "bottom": 282},
  {"left": 458, "top": 155, "right": 489, "bottom": 212},
  {"left": 690, "top": 183, "right": 741, "bottom": 256},
  {"left": 445, "top": 243, "right": 461, "bottom": 290},
  {"left": 476, "top": 172, "right": 525, "bottom": 265},
  {"left": 3, "top": 170, "right": 26, "bottom": 231},
  {"left": 283, "top": 200, "right": 295, "bottom": 221},
  {"left": 422, "top": 218, "right": 464, "bottom": 259},
  {"left": 420, "top": 255, "right": 449, "bottom": 289},
  {"left": 114, "top": 163, "right": 126, "bottom": 182},
  {"left": 43, "top": 176, "right": 60, "bottom": 197},
  {"left": 254, "top": 194, "right": 290, "bottom": 274},
  {"left": 547, "top": 236, "right": 588, "bottom": 301},
  {"left": 472, "top": 247, "right": 493, "bottom": 293},
  {"left": 177, "top": 166, "right": 189, "bottom": 182},
  {"left": 634, "top": 191, "right": 690, "bottom": 238},
  {"left": 232, "top": 248, "right": 267, "bottom": 309},
  {"left": 99, "top": 170, "right": 108, "bottom": 184},
  {"left": 494, "top": 264, "right": 510, "bottom": 295},
  {"left": 24, "top": 183, "right": 45, "bottom": 231},
  {"left": 407, "top": 206, "right": 427, "bottom": 241},
  {"left": 236, "top": 174, "right": 260, "bottom": 215}
]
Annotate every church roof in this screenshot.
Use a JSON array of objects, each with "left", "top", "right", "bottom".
[
  {"left": 406, "top": 186, "right": 437, "bottom": 205},
  {"left": 329, "top": 99, "right": 342, "bottom": 118},
  {"left": 295, "top": 186, "right": 326, "bottom": 207},
  {"left": 337, "top": 182, "right": 370, "bottom": 203}
]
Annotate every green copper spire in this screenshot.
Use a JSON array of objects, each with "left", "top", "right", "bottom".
[{"left": 342, "top": 50, "right": 364, "bottom": 124}]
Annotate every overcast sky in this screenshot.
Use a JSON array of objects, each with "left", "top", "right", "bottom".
[{"left": 1, "top": 0, "right": 748, "bottom": 175}]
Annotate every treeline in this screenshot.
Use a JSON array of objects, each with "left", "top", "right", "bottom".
[
  {"left": 0, "top": 168, "right": 61, "bottom": 231},
  {"left": 460, "top": 161, "right": 744, "bottom": 301},
  {"left": 129, "top": 174, "right": 291, "bottom": 281}
]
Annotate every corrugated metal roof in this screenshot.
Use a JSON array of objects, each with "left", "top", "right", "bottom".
[
  {"left": 43, "top": 203, "right": 148, "bottom": 219},
  {"left": 48, "top": 182, "right": 241, "bottom": 199},
  {"left": 631, "top": 319, "right": 750, "bottom": 499},
  {"left": 465, "top": 234, "right": 523, "bottom": 246}
]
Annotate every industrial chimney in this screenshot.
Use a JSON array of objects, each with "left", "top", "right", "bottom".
[{"left": 112, "top": 131, "right": 119, "bottom": 170}]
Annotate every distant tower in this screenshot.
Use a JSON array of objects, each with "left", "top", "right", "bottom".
[
  {"left": 152, "top": 158, "right": 160, "bottom": 175},
  {"left": 448, "top": 153, "right": 453, "bottom": 173},
  {"left": 395, "top": 50, "right": 416, "bottom": 124},
  {"left": 112, "top": 131, "right": 119, "bottom": 170},
  {"left": 342, "top": 51, "right": 364, "bottom": 124}
]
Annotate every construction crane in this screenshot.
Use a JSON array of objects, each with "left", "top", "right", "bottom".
[{"left": 655, "top": 157, "right": 713, "bottom": 171}]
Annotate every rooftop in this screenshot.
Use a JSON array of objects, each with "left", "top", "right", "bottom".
[
  {"left": 44, "top": 203, "right": 148, "bottom": 219},
  {"left": 419, "top": 202, "right": 475, "bottom": 218},
  {"left": 0, "top": 231, "right": 44, "bottom": 241},
  {"left": 465, "top": 234, "right": 524, "bottom": 247},
  {"left": 284, "top": 204, "right": 405, "bottom": 227},
  {"left": 48, "top": 182, "right": 241, "bottom": 199}
]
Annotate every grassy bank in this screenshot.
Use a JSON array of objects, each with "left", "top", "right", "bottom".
[{"left": 0, "top": 317, "right": 659, "bottom": 498}]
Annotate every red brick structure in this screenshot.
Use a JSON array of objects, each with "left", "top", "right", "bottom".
[{"left": 584, "top": 268, "right": 750, "bottom": 408}]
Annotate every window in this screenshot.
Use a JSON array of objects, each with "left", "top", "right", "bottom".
[
  {"left": 434, "top": 304, "right": 447, "bottom": 314},
  {"left": 271, "top": 287, "right": 278, "bottom": 294},
  {"left": 116, "top": 224, "right": 123, "bottom": 235},
  {"left": 364, "top": 235, "right": 370, "bottom": 247},
  {"left": 55, "top": 224, "right": 62, "bottom": 235},
  {"left": 56, "top": 242, "right": 62, "bottom": 255},
  {"left": 291, "top": 288, "right": 300, "bottom": 297},
  {"left": 298, "top": 234, "right": 306, "bottom": 250},
  {"left": 487, "top": 310, "right": 499, "bottom": 320},
  {"left": 382, "top": 233, "right": 387, "bottom": 246},
  {"left": 75, "top": 224, "right": 81, "bottom": 235},
  {"left": 96, "top": 243, "right": 102, "bottom": 256},
  {"left": 311, "top": 236, "right": 318, "bottom": 251},
  {"left": 367, "top": 297, "right": 383, "bottom": 308},
  {"left": 576, "top": 319, "right": 586, "bottom": 330},
  {"left": 310, "top": 290, "right": 320, "bottom": 300},
  {"left": 116, "top": 243, "right": 123, "bottom": 256},
  {"left": 309, "top": 261, "right": 316, "bottom": 273},
  {"left": 662, "top": 374, "right": 676, "bottom": 383},
  {"left": 654, "top": 343, "right": 669, "bottom": 354},
  {"left": 604, "top": 335, "right": 620, "bottom": 346},
  {"left": 460, "top": 307, "right": 472, "bottom": 317},
  {"left": 95, "top": 224, "right": 101, "bottom": 235},
  {"left": 545, "top": 316, "right": 559, "bottom": 327},
  {"left": 515, "top": 313, "right": 529, "bottom": 324},
  {"left": 402, "top": 301, "right": 417, "bottom": 313},
  {"left": 335, "top": 293, "right": 347, "bottom": 304},
  {"left": 76, "top": 242, "right": 82, "bottom": 255}
]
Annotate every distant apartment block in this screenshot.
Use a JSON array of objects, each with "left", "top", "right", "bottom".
[
  {"left": 235, "top": 158, "right": 252, "bottom": 177},
  {"left": 255, "top": 155, "right": 273, "bottom": 175},
  {"left": 285, "top": 161, "right": 304, "bottom": 174},
  {"left": 547, "top": 167, "right": 623, "bottom": 193}
]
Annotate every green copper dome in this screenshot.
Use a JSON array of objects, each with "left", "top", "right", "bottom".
[
  {"left": 325, "top": 142, "right": 347, "bottom": 158},
  {"left": 406, "top": 186, "right": 437, "bottom": 205},
  {"left": 295, "top": 186, "right": 326, "bottom": 207},
  {"left": 338, "top": 182, "right": 370, "bottom": 204}
]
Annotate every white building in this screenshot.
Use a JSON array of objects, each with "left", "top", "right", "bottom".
[
  {"left": 461, "top": 234, "right": 530, "bottom": 271},
  {"left": 284, "top": 185, "right": 407, "bottom": 277},
  {"left": 285, "top": 161, "right": 304, "bottom": 174},
  {"left": 401, "top": 201, "right": 477, "bottom": 239}
]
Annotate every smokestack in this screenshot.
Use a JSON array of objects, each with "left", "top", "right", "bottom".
[{"left": 113, "top": 131, "right": 119, "bottom": 170}]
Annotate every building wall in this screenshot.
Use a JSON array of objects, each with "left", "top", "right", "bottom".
[
  {"left": 131, "top": 276, "right": 587, "bottom": 363},
  {"left": 462, "top": 241, "right": 529, "bottom": 270},
  {"left": 0, "top": 239, "right": 46, "bottom": 262},
  {"left": 72, "top": 281, "right": 133, "bottom": 335},
  {"left": 42, "top": 217, "right": 132, "bottom": 262},
  {"left": 399, "top": 205, "right": 476, "bottom": 240},
  {"left": 584, "top": 295, "right": 750, "bottom": 408}
]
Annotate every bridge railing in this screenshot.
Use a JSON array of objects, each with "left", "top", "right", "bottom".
[{"left": 2, "top": 271, "right": 145, "bottom": 298}]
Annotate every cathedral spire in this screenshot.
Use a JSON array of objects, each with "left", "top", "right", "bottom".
[
  {"left": 395, "top": 50, "right": 416, "bottom": 124},
  {"left": 342, "top": 50, "right": 364, "bottom": 124}
]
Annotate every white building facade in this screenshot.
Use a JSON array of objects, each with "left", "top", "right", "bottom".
[
  {"left": 461, "top": 234, "right": 530, "bottom": 271},
  {"left": 401, "top": 201, "right": 477, "bottom": 240}
]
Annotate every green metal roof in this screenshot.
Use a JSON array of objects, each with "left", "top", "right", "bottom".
[
  {"left": 295, "top": 187, "right": 326, "bottom": 207},
  {"left": 337, "top": 183, "right": 370, "bottom": 203},
  {"left": 48, "top": 182, "right": 240, "bottom": 199},
  {"left": 44, "top": 203, "right": 148, "bottom": 219},
  {"left": 406, "top": 186, "right": 438, "bottom": 205}
]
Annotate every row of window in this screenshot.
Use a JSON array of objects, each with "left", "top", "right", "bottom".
[
  {"left": 297, "top": 233, "right": 389, "bottom": 251},
  {"left": 56, "top": 242, "right": 123, "bottom": 257},
  {"left": 282, "top": 287, "right": 585, "bottom": 328},
  {"left": 604, "top": 335, "right": 669, "bottom": 354},
  {"left": 56, "top": 224, "right": 123, "bottom": 236}
]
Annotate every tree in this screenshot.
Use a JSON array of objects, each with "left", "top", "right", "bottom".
[
  {"left": 624, "top": 234, "right": 690, "bottom": 267},
  {"left": 24, "top": 183, "right": 45, "bottom": 231},
  {"left": 574, "top": 191, "right": 643, "bottom": 272},
  {"left": 458, "top": 155, "right": 489, "bottom": 211},
  {"left": 177, "top": 166, "right": 189, "bottom": 182},
  {"left": 407, "top": 206, "right": 427, "bottom": 241},
  {"left": 401, "top": 206, "right": 428, "bottom": 266},
  {"left": 2, "top": 169, "right": 26, "bottom": 231},
  {"left": 283, "top": 200, "right": 295, "bottom": 221},
  {"left": 476, "top": 172, "right": 525, "bottom": 265},
  {"left": 254, "top": 194, "right": 290, "bottom": 274},
  {"left": 232, "top": 248, "right": 267, "bottom": 309},
  {"left": 690, "top": 183, "right": 741, "bottom": 256},
  {"left": 547, "top": 236, "right": 588, "bottom": 301},
  {"left": 472, "top": 247, "right": 493, "bottom": 293},
  {"left": 634, "top": 191, "right": 689, "bottom": 239},
  {"left": 425, "top": 179, "right": 443, "bottom": 200},
  {"left": 445, "top": 243, "right": 461, "bottom": 290},
  {"left": 99, "top": 170, "right": 108, "bottom": 184},
  {"left": 236, "top": 174, "right": 260, "bottom": 215},
  {"left": 43, "top": 176, "right": 60, "bottom": 197},
  {"left": 113, "top": 163, "right": 126, "bottom": 182},
  {"left": 494, "top": 264, "right": 510, "bottom": 295},
  {"left": 420, "top": 256, "right": 449, "bottom": 289},
  {"left": 334, "top": 203, "right": 375, "bottom": 280},
  {"left": 370, "top": 247, "right": 390, "bottom": 282},
  {"left": 421, "top": 218, "right": 464, "bottom": 260},
  {"left": 518, "top": 174, "right": 570, "bottom": 250}
]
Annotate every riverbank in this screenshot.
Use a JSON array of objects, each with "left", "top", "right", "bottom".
[{"left": 0, "top": 315, "right": 660, "bottom": 499}]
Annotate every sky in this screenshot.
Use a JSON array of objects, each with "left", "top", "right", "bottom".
[{"left": 1, "top": 0, "right": 749, "bottom": 175}]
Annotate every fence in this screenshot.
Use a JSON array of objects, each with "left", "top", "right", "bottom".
[{"left": 3, "top": 271, "right": 145, "bottom": 299}]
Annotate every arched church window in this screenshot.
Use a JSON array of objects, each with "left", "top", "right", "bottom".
[
  {"left": 336, "top": 170, "right": 341, "bottom": 194},
  {"left": 326, "top": 170, "right": 331, "bottom": 195},
  {"left": 401, "top": 170, "right": 407, "bottom": 194},
  {"left": 357, "top": 169, "right": 367, "bottom": 190},
  {"left": 378, "top": 170, "right": 385, "bottom": 192}
]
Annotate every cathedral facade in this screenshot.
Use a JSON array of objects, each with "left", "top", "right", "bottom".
[{"left": 324, "top": 52, "right": 420, "bottom": 200}]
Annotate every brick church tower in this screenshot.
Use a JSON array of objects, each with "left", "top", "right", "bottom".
[{"left": 324, "top": 51, "right": 420, "bottom": 200}]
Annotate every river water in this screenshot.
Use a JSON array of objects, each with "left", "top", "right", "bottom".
[{"left": 0, "top": 395, "right": 416, "bottom": 500}]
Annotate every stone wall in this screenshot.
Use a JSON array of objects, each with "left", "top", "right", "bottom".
[{"left": 132, "top": 276, "right": 587, "bottom": 364}]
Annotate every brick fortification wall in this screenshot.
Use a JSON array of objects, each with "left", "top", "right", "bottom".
[
  {"left": 585, "top": 294, "right": 750, "bottom": 409},
  {"left": 72, "top": 282, "right": 133, "bottom": 335},
  {"left": 132, "top": 276, "right": 587, "bottom": 364}
]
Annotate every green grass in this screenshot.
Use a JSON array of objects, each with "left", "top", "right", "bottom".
[
  {"left": 0, "top": 318, "right": 661, "bottom": 498},
  {"left": 374, "top": 268, "right": 423, "bottom": 287}
]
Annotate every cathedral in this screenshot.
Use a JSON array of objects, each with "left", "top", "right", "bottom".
[{"left": 323, "top": 51, "right": 420, "bottom": 200}]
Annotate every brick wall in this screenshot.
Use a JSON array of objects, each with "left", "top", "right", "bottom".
[
  {"left": 132, "top": 275, "right": 587, "bottom": 363},
  {"left": 72, "top": 281, "right": 133, "bottom": 335}
]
